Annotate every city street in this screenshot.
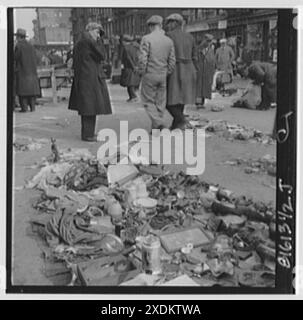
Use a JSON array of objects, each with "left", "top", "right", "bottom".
[{"left": 12, "top": 79, "right": 276, "bottom": 285}]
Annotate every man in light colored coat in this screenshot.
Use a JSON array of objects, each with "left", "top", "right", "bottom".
[
  {"left": 215, "top": 38, "right": 235, "bottom": 77},
  {"left": 139, "top": 15, "right": 176, "bottom": 131}
]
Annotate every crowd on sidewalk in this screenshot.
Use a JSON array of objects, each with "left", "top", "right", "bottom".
[{"left": 13, "top": 13, "right": 277, "bottom": 142}]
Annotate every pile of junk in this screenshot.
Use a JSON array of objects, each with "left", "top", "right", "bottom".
[{"left": 27, "top": 143, "right": 276, "bottom": 287}]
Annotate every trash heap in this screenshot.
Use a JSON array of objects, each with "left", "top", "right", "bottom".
[
  {"left": 28, "top": 145, "right": 276, "bottom": 287},
  {"left": 187, "top": 115, "right": 275, "bottom": 144},
  {"left": 222, "top": 154, "right": 276, "bottom": 176}
]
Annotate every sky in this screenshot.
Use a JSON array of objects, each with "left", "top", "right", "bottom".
[{"left": 14, "top": 8, "right": 37, "bottom": 38}]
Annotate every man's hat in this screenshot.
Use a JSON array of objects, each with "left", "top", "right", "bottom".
[
  {"left": 146, "top": 15, "right": 163, "bottom": 26},
  {"left": 86, "top": 22, "right": 105, "bottom": 34},
  {"left": 220, "top": 38, "right": 227, "bottom": 43},
  {"left": 14, "top": 28, "right": 27, "bottom": 37},
  {"left": 165, "top": 13, "right": 184, "bottom": 23}
]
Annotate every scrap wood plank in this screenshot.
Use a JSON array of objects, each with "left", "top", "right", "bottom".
[{"left": 159, "top": 227, "right": 211, "bottom": 253}]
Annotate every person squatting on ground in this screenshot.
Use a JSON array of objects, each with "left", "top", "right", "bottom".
[
  {"left": 195, "top": 33, "right": 216, "bottom": 109},
  {"left": 138, "top": 15, "right": 176, "bottom": 131},
  {"left": 120, "top": 34, "right": 141, "bottom": 102},
  {"left": 165, "top": 13, "right": 198, "bottom": 130},
  {"left": 247, "top": 61, "right": 277, "bottom": 110},
  {"left": 68, "top": 22, "right": 112, "bottom": 142},
  {"left": 14, "top": 28, "right": 40, "bottom": 112}
]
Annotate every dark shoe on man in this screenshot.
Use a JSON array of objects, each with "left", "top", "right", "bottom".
[
  {"left": 82, "top": 136, "right": 97, "bottom": 142},
  {"left": 129, "top": 97, "right": 139, "bottom": 103},
  {"left": 19, "top": 109, "right": 27, "bottom": 113}
]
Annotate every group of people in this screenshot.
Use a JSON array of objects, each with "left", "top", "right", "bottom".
[
  {"left": 13, "top": 28, "right": 74, "bottom": 112},
  {"left": 13, "top": 15, "right": 276, "bottom": 142},
  {"left": 118, "top": 17, "right": 238, "bottom": 130},
  {"left": 69, "top": 14, "right": 277, "bottom": 141}
]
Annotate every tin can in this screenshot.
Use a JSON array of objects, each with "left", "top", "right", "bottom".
[{"left": 142, "top": 235, "right": 161, "bottom": 275}]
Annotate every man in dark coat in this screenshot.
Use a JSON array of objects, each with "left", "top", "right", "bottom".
[
  {"left": 68, "top": 22, "right": 112, "bottom": 142},
  {"left": 196, "top": 34, "right": 216, "bottom": 108},
  {"left": 165, "top": 13, "right": 198, "bottom": 130},
  {"left": 120, "top": 35, "right": 141, "bottom": 102},
  {"left": 14, "top": 28, "right": 40, "bottom": 112},
  {"left": 247, "top": 61, "right": 277, "bottom": 110}
]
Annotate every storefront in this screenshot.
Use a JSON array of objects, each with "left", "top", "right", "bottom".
[{"left": 185, "top": 10, "right": 277, "bottom": 63}]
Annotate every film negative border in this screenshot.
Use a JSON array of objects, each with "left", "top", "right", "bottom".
[{"left": 6, "top": 8, "right": 297, "bottom": 294}]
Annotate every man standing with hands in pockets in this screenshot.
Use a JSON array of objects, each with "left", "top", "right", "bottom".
[{"left": 139, "top": 15, "right": 176, "bottom": 132}]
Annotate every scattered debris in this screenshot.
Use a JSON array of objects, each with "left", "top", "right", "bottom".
[
  {"left": 211, "top": 105, "right": 224, "bottom": 112},
  {"left": 186, "top": 115, "right": 275, "bottom": 144},
  {"left": 13, "top": 137, "right": 48, "bottom": 152},
  {"left": 222, "top": 154, "right": 276, "bottom": 176}
]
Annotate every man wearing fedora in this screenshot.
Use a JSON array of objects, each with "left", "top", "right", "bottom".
[
  {"left": 68, "top": 22, "right": 112, "bottom": 142},
  {"left": 14, "top": 28, "right": 40, "bottom": 112},
  {"left": 165, "top": 13, "right": 198, "bottom": 130},
  {"left": 139, "top": 15, "right": 176, "bottom": 131}
]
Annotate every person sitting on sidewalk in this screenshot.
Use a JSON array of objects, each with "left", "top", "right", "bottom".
[{"left": 232, "top": 81, "right": 262, "bottom": 110}]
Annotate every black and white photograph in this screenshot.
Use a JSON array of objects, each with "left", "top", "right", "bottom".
[{"left": 5, "top": 5, "right": 298, "bottom": 294}]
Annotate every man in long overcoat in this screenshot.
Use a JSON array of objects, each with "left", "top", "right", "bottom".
[
  {"left": 247, "top": 61, "right": 277, "bottom": 110},
  {"left": 14, "top": 28, "right": 40, "bottom": 112},
  {"left": 215, "top": 38, "right": 235, "bottom": 77},
  {"left": 69, "top": 22, "right": 112, "bottom": 142},
  {"left": 196, "top": 34, "right": 216, "bottom": 108},
  {"left": 120, "top": 35, "right": 141, "bottom": 102},
  {"left": 165, "top": 13, "right": 198, "bottom": 130}
]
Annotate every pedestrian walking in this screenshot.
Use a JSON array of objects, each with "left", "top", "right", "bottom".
[
  {"left": 139, "top": 15, "right": 176, "bottom": 131},
  {"left": 215, "top": 38, "right": 235, "bottom": 77},
  {"left": 68, "top": 22, "right": 112, "bottom": 142},
  {"left": 165, "top": 13, "right": 198, "bottom": 129},
  {"left": 195, "top": 33, "right": 216, "bottom": 108},
  {"left": 14, "top": 28, "right": 40, "bottom": 112},
  {"left": 120, "top": 34, "right": 141, "bottom": 102},
  {"left": 247, "top": 61, "right": 277, "bottom": 110}
]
